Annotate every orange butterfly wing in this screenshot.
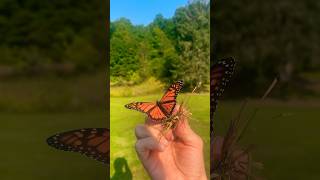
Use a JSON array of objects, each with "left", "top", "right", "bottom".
[
  {"left": 124, "top": 81, "right": 184, "bottom": 122},
  {"left": 125, "top": 102, "right": 167, "bottom": 121},
  {"left": 125, "top": 102, "right": 156, "bottom": 114},
  {"left": 47, "top": 128, "right": 109, "bottom": 164},
  {"left": 148, "top": 106, "right": 168, "bottom": 121},
  {"left": 159, "top": 80, "right": 184, "bottom": 115}
]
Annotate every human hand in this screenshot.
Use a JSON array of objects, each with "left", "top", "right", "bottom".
[
  {"left": 210, "top": 136, "right": 251, "bottom": 180},
  {"left": 135, "top": 106, "right": 207, "bottom": 180}
]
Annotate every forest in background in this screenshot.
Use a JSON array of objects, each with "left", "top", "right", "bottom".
[
  {"left": 0, "top": 0, "right": 106, "bottom": 76},
  {"left": 110, "top": 1, "right": 210, "bottom": 91},
  {"left": 213, "top": 1, "right": 320, "bottom": 179},
  {"left": 212, "top": 0, "right": 320, "bottom": 98},
  {"left": 0, "top": 1, "right": 107, "bottom": 179},
  {"left": 1, "top": 0, "right": 319, "bottom": 98},
  {"left": 0, "top": 0, "right": 107, "bottom": 112}
]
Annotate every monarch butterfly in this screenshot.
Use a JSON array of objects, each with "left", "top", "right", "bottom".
[
  {"left": 125, "top": 80, "right": 184, "bottom": 123},
  {"left": 211, "top": 58, "right": 235, "bottom": 135},
  {"left": 47, "top": 128, "right": 109, "bottom": 164}
]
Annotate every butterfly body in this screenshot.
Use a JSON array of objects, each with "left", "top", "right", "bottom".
[{"left": 156, "top": 100, "right": 172, "bottom": 117}]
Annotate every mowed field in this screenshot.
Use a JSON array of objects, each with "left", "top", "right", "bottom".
[
  {"left": 215, "top": 100, "right": 320, "bottom": 180},
  {"left": 0, "top": 73, "right": 108, "bottom": 180},
  {"left": 110, "top": 93, "right": 210, "bottom": 179},
  {"left": 0, "top": 111, "right": 107, "bottom": 180}
]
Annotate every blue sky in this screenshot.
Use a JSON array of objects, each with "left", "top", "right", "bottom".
[{"left": 110, "top": 0, "right": 189, "bottom": 25}]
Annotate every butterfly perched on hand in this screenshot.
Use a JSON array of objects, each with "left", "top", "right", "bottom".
[
  {"left": 125, "top": 80, "right": 184, "bottom": 123},
  {"left": 211, "top": 58, "right": 235, "bottom": 135},
  {"left": 47, "top": 128, "right": 109, "bottom": 164}
]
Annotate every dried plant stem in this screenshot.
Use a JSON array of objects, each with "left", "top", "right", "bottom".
[
  {"left": 237, "top": 77, "right": 278, "bottom": 142},
  {"left": 212, "top": 77, "right": 278, "bottom": 180}
]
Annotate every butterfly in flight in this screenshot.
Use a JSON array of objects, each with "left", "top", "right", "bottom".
[
  {"left": 211, "top": 58, "right": 235, "bottom": 135},
  {"left": 125, "top": 80, "right": 184, "bottom": 123},
  {"left": 47, "top": 128, "right": 109, "bottom": 165}
]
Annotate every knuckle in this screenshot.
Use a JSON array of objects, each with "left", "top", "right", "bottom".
[
  {"left": 135, "top": 125, "right": 142, "bottom": 132},
  {"left": 135, "top": 140, "right": 141, "bottom": 150},
  {"left": 135, "top": 141, "right": 143, "bottom": 156},
  {"left": 135, "top": 125, "right": 144, "bottom": 137}
]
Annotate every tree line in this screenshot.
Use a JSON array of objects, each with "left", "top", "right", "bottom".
[
  {"left": 212, "top": 0, "right": 320, "bottom": 97},
  {"left": 110, "top": 1, "right": 210, "bottom": 91},
  {"left": 0, "top": 0, "right": 106, "bottom": 76}
]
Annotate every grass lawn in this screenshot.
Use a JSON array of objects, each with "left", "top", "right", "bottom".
[
  {"left": 110, "top": 93, "right": 210, "bottom": 179},
  {"left": 0, "top": 73, "right": 108, "bottom": 179},
  {"left": 215, "top": 100, "right": 320, "bottom": 179},
  {"left": 0, "top": 111, "right": 108, "bottom": 180}
]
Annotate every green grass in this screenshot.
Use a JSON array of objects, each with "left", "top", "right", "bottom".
[
  {"left": 0, "top": 72, "right": 106, "bottom": 112},
  {"left": 301, "top": 71, "right": 320, "bottom": 81},
  {"left": 215, "top": 100, "right": 320, "bottom": 179},
  {"left": 110, "top": 93, "right": 210, "bottom": 179},
  {"left": 110, "top": 78, "right": 164, "bottom": 97},
  {"left": 0, "top": 72, "right": 108, "bottom": 179},
  {"left": 3, "top": 72, "right": 320, "bottom": 179},
  {"left": 0, "top": 111, "right": 108, "bottom": 180}
]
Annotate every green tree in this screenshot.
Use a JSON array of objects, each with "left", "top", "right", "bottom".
[
  {"left": 64, "top": 36, "right": 100, "bottom": 71},
  {"left": 149, "top": 27, "right": 179, "bottom": 83},
  {"left": 110, "top": 18, "right": 139, "bottom": 83},
  {"left": 109, "top": 1, "right": 210, "bottom": 90},
  {"left": 213, "top": 0, "right": 320, "bottom": 96},
  {"left": 173, "top": 1, "right": 210, "bottom": 90},
  {"left": 0, "top": 0, "right": 105, "bottom": 75}
]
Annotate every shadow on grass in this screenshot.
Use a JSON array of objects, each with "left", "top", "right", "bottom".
[{"left": 111, "top": 157, "right": 132, "bottom": 180}]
